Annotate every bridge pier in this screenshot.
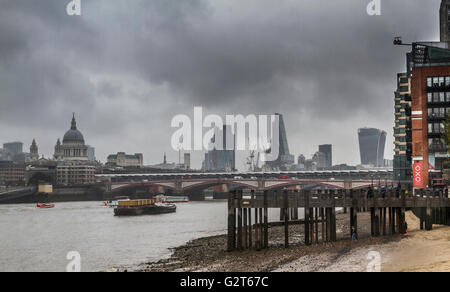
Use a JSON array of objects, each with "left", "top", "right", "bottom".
[{"left": 350, "top": 207, "right": 358, "bottom": 239}]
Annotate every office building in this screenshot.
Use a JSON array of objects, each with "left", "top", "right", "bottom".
[
  {"left": 56, "top": 162, "right": 95, "bottom": 186},
  {"left": 107, "top": 152, "right": 143, "bottom": 167},
  {"left": 264, "top": 113, "right": 295, "bottom": 170},
  {"left": 440, "top": 0, "right": 450, "bottom": 42},
  {"left": 318, "top": 144, "right": 332, "bottom": 169},
  {"left": 409, "top": 42, "right": 450, "bottom": 188},
  {"left": 203, "top": 125, "right": 235, "bottom": 172},
  {"left": 358, "top": 128, "right": 387, "bottom": 167},
  {"left": 394, "top": 69, "right": 413, "bottom": 181}
]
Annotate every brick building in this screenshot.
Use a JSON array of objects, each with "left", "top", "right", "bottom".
[
  {"left": 410, "top": 43, "right": 450, "bottom": 188},
  {"left": 56, "top": 163, "right": 95, "bottom": 186},
  {"left": 0, "top": 161, "right": 26, "bottom": 186}
]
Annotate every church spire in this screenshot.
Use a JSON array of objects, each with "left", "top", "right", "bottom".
[{"left": 71, "top": 113, "right": 77, "bottom": 130}]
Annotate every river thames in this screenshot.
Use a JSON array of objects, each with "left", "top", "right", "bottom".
[{"left": 0, "top": 200, "right": 286, "bottom": 272}]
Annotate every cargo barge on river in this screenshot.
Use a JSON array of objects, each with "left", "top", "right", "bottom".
[{"left": 114, "top": 199, "right": 176, "bottom": 216}]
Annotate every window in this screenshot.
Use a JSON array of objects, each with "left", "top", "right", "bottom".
[
  {"left": 428, "top": 93, "right": 433, "bottom": 102},
  {"left": 434, "top": 92, "right": 440, "bottom": 102},
  {"left": 433, "top": 77, "right": 440, "bottom": 86},
  {"left": 441, "top": 92, "right": 446, "bottom": 102},
  {"left": 446, "top": 76, "right": 450, "bottom": 86},
  {"left": 439, "top": 77, "right": 445, "bottom": 86},
  {"left": 446, "top": 92, "right": 450, "bottom": 102},
  {"left": 427, "top": 78, "right": 433, "bottom": 87}
]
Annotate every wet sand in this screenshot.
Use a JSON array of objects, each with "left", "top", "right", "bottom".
[{"left": 132, "top": 211, "right": 450, "bottom": 272}]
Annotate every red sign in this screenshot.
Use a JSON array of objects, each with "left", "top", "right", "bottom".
[{"left": 413, "top": 161, "right": 423, "bottom": 188}]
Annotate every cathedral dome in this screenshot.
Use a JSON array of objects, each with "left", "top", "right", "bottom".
[{"left": 63, "top": 114, "right": 85, "bottom": 144}]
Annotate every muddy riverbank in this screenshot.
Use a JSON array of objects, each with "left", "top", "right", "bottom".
[{"left": 130, "top": 211, "right": 450, "bottom": 272}]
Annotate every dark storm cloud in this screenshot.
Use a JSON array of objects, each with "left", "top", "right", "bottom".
[{"left": 0, "top": 0, "right": 443, "bottom": 165}]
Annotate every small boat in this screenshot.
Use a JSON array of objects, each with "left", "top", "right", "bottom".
[
  {"left": 114, "top": 199, "right": 176, "bottom": 216},
  {"left": 37, "top": 203, "right": 55, "bottom": 209},
  {"left": 105, "top": 196, "right": 130, "bottom": 208},
  {"left": 155, "top": 195, "right": 189, "bottom": 204}
]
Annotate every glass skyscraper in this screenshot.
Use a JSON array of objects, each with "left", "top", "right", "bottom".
[{"left": 358, "top": 128, "right": 387, "bottom": 167}]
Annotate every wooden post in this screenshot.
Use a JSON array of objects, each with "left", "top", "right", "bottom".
[
  {"left": 255, "top": 207, "right": 259, "bottom": 250},
  {"left": 350, "top": 207, "right": 358, "bottom": 239},
  {"left": 243, "top": 208, "right": 248, "bottom": 249},
  {"left": 259, "top": 207, "right": 263, "bottom": 249},
  {"left": 237, "top": 191, "right": 243, "bottom": 250},
  {"left": 331, "top": 207, "right": 337, "bottom": 242},
  {"left": 370, "top": 208, "right": 375, "bottom": 236},
  {"left": 326, "top": 208, "right": 331, "bottom": 242},
  {"left": 315, "top": 208, "right": 319, "bottom": 244},
  {"left": 391, "top": 207, "right": 396, "bottom": 234},
  {"left": 382, "top": 208, "right": 387, "bottom": 236},
  {"left": 321, "top": 208, "right": 325, "bottom": 242},
  {"left": 248, "top": 206, "right": 253, "bottom": 249},
  {"left": 284, "top": 190, "right": 289, "bottom": 248},
  {"left": 227, "top": 191, "right": 236, "bottom": 251},
  {"left": 304, "top": 191, "right": 311, "bottom": 245},
  {"left": 264, "top": 191, "right": 269, "bottom": 249},
  {"left": 420, "top": 207, "right": 425, "bottom": 230}
]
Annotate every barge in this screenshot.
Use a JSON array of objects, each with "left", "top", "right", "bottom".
[{"left": 114, "top": 199, "right": 176, "bottom": 216}]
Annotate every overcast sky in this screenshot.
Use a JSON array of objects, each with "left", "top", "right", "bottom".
[{"left": 0, "top": 0, "right": 442, "bottom": 170}]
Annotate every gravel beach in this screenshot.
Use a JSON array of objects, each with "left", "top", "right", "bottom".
[{"left": 129, "top": 210, "right": 450, "bottom": 272}]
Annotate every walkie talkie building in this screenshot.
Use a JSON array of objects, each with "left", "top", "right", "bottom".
[{"left": 358, "top": 128, "right": 387, "bottom": 167}]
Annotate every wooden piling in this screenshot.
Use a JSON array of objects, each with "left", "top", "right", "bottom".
[
  {"left": 284, "top": 190, "right": 289, "bottom": 248},
  {"left": 237, "top": 191, "right": 243, "bottom": 250},
  {"left": 255, "top": 207, "right": 259, "bottom": 250},
  {"left": 305, "top": 191, "right": 311, "bottom": 245},
  {"left": 315, "top": 208, "right": 319, "bottom": 244},
  {"left": 243, "top": 208, "right": 248, "bottom": 249},
  {"left": 321, "top": 208, "right": 325, "bottom": 242},
  {"left": 263, "top": 191, "right": 268, "bottom": 249},
  {"left": 227, "top": 191, "right": 236, "bottom": 251},
  {"left": 259, "top": 207, "right": 263, "bottom": 249},
  {"left": 331, "top": 207, "right": 337, "bottom": 242}
]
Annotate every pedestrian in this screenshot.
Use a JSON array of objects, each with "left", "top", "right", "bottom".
[
  {"left": 352, "top": 226, "right": 358, "bottom": 241},
  {"left": 404, "top": 221, "right": 408, "bottom": 236}
]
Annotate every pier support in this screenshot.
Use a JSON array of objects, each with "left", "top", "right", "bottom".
[
  {"left": 227, "top": 191, "right": 236, "bottom": 251},
  {"left": 264, "top": 191, "right": 268, "bottom": 249},
  {"left": 304, "top": 191, "right": 311, "bottom": 246},
  {"left": 284, "top": 190, "right": 289, "bottom": 248}
]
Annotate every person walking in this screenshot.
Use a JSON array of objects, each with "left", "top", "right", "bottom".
[{"left": 352, "top": 226, "right": 358, "bottom": 241}]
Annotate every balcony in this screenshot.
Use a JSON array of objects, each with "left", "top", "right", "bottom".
[
  {"left": 428, "top": 112, "right": 449, "bottom": 120},
  {"left": 428, "top": 129, "right": 445, "bottom": 135},
  {"left": 429, "top": 144, "right": 449, "bottom": 153}
]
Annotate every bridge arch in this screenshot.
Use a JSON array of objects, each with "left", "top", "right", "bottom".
[{"left": 182, "top": 179, "right": 258, "bottom": 192}]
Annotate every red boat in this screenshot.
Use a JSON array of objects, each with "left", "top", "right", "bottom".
[{"left": 37, "top": 203, "right": 55, "bottom": 209}]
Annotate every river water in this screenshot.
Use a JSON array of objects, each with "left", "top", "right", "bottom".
[{"left": 0, "top": 201, "right": 284, "bottom": 272}]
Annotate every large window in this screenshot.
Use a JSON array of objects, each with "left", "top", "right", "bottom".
[{"left": 427, "top": 76, "right": 450, "bottom": 87}]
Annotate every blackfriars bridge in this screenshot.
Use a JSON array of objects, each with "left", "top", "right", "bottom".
[{"left": 97, "top": 169, "right": 396, "bottom": 198}]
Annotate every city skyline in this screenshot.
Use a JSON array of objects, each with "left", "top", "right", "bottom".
[{"left": 0, "top": 0, "right": 443, "bottom": 169}]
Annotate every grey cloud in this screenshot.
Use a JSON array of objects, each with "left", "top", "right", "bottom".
[{"left": 0, "top": 0, "right": 443, "bottom": 166}]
